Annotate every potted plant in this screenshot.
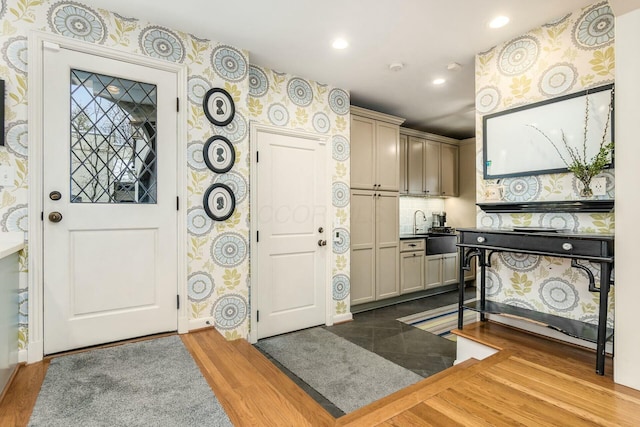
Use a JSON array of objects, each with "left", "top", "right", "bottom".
[{"left": 528, "top": 91, "right": 614, "bottom": 198}]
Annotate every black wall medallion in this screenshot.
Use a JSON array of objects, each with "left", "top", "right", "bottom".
[
  {"left": 203, "top": 88, "right": 235, "bottom": 126},
  {"left": 203, "top": 135, "right": 235, "bottom": 173},
  {"left": 203, "top": 183, "right": 236, "bottom": 221}
]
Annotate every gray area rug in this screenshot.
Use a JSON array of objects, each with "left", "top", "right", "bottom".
[
  {"left": 29, "top": 336, "right": 232, "bottom": 427},
  {"left": 256, "top": 327, "right": 423, "bottom": 413}
]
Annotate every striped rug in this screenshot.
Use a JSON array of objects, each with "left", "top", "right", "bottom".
[{"left": 397, "top": 301, "right": 477, "bottom": 341}]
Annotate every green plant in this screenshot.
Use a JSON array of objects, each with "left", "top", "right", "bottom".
[{"left": 528, "top": 91, "right": 614, "bottom": 197}]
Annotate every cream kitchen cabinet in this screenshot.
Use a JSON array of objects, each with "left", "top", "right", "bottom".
[
  {"left": 351, "top": 107, "right": 405, "bottom": 192},
  {"left": 350, "top": 189, "right": 400, "bottom": 305},
  {"left": 400, "top": 128, "right": 459, "bottom": 197},
  {"left": 399, "top": 134, "right": 408, "bottom": 194},
  {"left": 400, "top": 239, "right": 425, "bottom": 294},
  {"left": 425, "top": 253, "right": 459, "bottom": 290}
]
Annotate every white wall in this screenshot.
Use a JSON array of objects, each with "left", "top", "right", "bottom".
[{"left": 613, "top": 6, "right": 640, "bottom": 390}]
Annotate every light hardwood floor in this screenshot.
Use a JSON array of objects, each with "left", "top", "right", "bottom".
[{"left": 2, "top": 322, "right": 640, "bottom": 426}]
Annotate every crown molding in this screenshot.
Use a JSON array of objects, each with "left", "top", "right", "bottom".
[
  {"left": 350, "top": 106, "right": 405, "bottom": 125},
  {"left": 399, "top": 126, "right": 459, "bottom": 144}
]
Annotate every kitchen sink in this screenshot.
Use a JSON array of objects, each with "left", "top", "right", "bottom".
[{"left": 425, "top": 234, "right": 457, "bottom": 255}]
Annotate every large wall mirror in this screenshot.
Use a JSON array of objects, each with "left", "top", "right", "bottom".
[{"left": 483, "top": 84, "right": 614, "bottom": 179}]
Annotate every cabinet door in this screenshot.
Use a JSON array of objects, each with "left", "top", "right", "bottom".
[
  {"left": 399, "top": 134, "right": 408, "bottom": 194},
  {"left": 424, "top": 140, "right": 441, "bottom": 196},
  {"left": 407, "top": 136, "right": 425, "bottom": 195},
  {"left": 441, "top": 143, "right": 459, "bottom": 197},
  {"left": 442, "top": 253, "right": 459, "bottom": 285},
  {"left": 375, "top": 122, "right": 400, "bottom": 191},
  {"left": 351, "top": 115, "right": 376, "bottom": 190},
  {"left": 425, "top": 255, "right": 443, "bottom": 289},
  {"left": 350, "top": 190, "right": 376, "bottom": 305},
  {"left": 375, "top": 192, "right": 399, "bottom": 300},
  {"left": 400, "top": 251, "right": 425, "bottom": 294}
]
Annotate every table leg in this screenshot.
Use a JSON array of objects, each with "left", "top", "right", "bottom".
[
  {"left": 480, "top": 248, "right": 486, "bottom": 321},
  {"left": 458, "top": 246, "right": 465, "bottom": 329},
  {"left": 596, "top": 262, "right": 611, "bottom": 375}
]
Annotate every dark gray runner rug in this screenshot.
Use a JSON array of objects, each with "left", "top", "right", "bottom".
[
  {"left": 256, "top": 327, "right": 423, "bottom": 413},
  {"left": 28, "top": 335, "right": 232, "bottom": 427}
]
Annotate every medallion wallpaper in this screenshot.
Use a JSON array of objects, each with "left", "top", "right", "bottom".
[
  {"left": 475, "top": 1, "right": 615, "bottom": 326},
  {"left": 0, "top": 0, "right": 350, "bottom": 351}
]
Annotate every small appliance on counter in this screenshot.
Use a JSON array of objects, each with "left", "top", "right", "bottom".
[
  {"left": 429, "top": 211, "right": 454, "bottom": 234},
  {"left": 429, "top": 226, "right": 455, "bottom": 234}
]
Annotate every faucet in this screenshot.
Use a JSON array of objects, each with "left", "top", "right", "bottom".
[{"left": 413, "top": 210, "right": 427, "bottom": 234}]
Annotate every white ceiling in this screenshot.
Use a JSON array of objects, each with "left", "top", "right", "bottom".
[{"left": 82, "top": 0, "right": 598, "bottom": 139}]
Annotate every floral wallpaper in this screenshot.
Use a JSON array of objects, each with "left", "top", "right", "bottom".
[
  {"left": 475, "top": 1, "right": 615, "bottom": 326},
  {"left": 0, "top": 0, "right": 350, "bottom": 351},
  {"left": 248, "top": 65, "right": 351, "bottom": 317}
]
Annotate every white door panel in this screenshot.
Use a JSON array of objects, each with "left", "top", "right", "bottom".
[
  {"left": 256, "top": 129, "right": 328, "bottom": 339},
  {"left": 43, "top": 47, "right": 178, "bottom": 354}
]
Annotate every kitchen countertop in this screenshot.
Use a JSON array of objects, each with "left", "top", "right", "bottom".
[{"left": 0, "top": 232, "right": 25, "bottom": 259}]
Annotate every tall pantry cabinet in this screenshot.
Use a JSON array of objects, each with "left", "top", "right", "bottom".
[{"left": 350, "top": 107, "right": 405, "bottom": 305}]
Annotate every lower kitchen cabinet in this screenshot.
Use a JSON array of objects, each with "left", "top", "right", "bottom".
[
  {"left": 425, "top": 253, "right": 459, "bottom": 290},
  {"left": 400, "top": 239, "right": 425, "bottom": 294}
]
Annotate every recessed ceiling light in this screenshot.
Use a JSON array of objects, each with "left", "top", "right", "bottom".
[
  {"left": 432, "top": 78, "right": 446, "bottom": 85},
  {"left": 332, "top": 38, "right": 348, "bottom": 49},
  {"left": 489, "top": 16, "right": 510, "bottom": 29}
]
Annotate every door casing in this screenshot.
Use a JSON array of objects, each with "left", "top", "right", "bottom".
[
  {"left": 27, "top": 31, "right": 188, "bottom": 363},
  {"left": 249, "top": 123, "right": 333, "bottom": 344}
]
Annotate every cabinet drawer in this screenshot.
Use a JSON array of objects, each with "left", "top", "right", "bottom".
[{"left": 400, "top": 239, "right": 425, "bottom": 252}]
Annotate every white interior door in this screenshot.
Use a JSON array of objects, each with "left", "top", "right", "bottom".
[
  {"left": 255, "top": 128, "right": 328, "bottom": 339},
  {"left": 43, "top": 46, "right": 178, "bottom": 354}
]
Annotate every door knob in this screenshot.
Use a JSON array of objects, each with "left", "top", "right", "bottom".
[
  {"left": 48, "top": 212, "right": 63, "bottom": 223},
  {"left": 318, "top": 239, "right": 327, "bottom": 247}
]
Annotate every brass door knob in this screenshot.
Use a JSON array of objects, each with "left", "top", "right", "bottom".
[{"left": 48, "top": 212, "right": 63, "bottom": 223}]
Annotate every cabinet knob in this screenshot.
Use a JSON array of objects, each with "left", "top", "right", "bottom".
[
  {"left": 562, "top": 243, "right": 573, "bottom": 251},
  {"left": 477, "top": 236, "right": 486, "bottom": 243}
]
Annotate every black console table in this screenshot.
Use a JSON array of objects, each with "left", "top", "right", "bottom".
[{"left": 457, "top": 228, "right": 614, "bottom": 375}]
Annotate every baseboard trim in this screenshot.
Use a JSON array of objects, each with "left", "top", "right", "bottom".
[
  {"left": 333, "top": 313, "right": 353, "bottom": 324},
  {"left": 189, "top": 317, "right": 216, "bottom": 331},
  {"left": 18, "top": 349, "right": 27, "bottom": 363},
  {"left": 0, "top": 362, "right": 25, "bottom": 405}
]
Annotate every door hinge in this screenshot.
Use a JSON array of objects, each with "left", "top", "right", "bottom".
[
  {"left": 176, "top": 97, "right": 179, "bottom": 112},
  {"left": 256, "top": 230, "right": 259, "bottom": 242},
  {"left": 41, "top": 211, "right": 44, "bottom": 221},
  {"left": 177, "top": 295, "right": 180, "bottom": 309},
  {"left": 176, "top": 196, "right": 179, "bottom": 211},
  {"left": 257, "top": 310, "right": 259, "bottom": 322},
  {"left": 256, "top": 151, "right": 259, "bottom": 163}
]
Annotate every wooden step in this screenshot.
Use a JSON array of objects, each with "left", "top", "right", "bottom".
[
  {"left": 451, "top": 321, "right": 627, "bottom": 388},
  {"left": 336, "top": 351, "right": 515, "bottom": 426},
  {"left": 182, "top": 328, "right": 335, "bottom": 427}
]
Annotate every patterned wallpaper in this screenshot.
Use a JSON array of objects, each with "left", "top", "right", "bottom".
[
  {"left": 475, "top": 1, "right": 615, "bottom": 325},
  {"left": 248, "top": 65, "right": 351, "bottom": 317},
  {"left": 0, "top": 0, "right": 350, "bottom": 351}
]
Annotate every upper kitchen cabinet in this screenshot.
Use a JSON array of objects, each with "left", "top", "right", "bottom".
[
  {"left": 351, "top": 107, "right": 405, "bottom": 191},
  {"left": 399, "top": 134, "right": 408, "bottom": 194},
  {"left": 400, "top": 128, "right": 459, "bottom": 197}
]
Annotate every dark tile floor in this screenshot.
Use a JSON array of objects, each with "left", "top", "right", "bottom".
[{"left": 255, "top": 287, "right": 475, "bottom": 417}]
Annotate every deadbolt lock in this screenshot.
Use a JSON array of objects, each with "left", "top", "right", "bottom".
[
  {"left": 318, "top": 227, "right": 324, "bottom": 233},
  {"left": 49, "top": 191, "right": 62, "bottom": 201}
]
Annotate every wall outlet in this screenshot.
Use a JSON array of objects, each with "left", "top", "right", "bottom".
[{"left": 592, "top": 177, "right": 607, "bottom": 196}]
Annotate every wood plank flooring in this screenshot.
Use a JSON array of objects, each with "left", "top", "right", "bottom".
[{"left": 2, "top": 323, "right": 640, "bottom": 426}]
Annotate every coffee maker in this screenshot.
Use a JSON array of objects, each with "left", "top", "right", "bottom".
[
  {"left": 430, "top": 211, "right": 453, "bottom": 233},
  {"left": 431, "top": 211, "right": 446, "bottom": 228}
]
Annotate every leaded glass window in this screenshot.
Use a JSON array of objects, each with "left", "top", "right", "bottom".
[{"left": 70, "top": 70, "right": 158, "bottom": 203}]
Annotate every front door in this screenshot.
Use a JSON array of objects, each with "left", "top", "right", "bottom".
[
  {"left": 43, "top": 46, "right": 178, "bottom": 354},
  {"left": 255, "top": 127, "right": 328, "bottom": 339}
]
